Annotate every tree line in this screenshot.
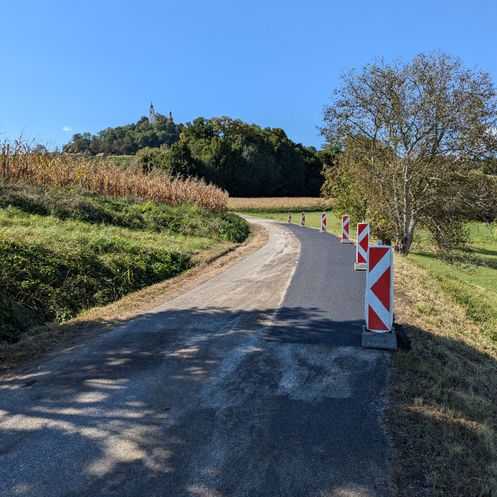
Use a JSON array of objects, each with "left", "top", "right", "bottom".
[{"left": 64, "top": 116, "right": 325, "bottom": 197}]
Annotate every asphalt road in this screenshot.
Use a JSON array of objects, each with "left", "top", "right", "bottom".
[{"left": 0, "top": 219, "right": 390, "bottom": 497}]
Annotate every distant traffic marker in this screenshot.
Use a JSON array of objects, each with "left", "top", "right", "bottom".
[
  {"left": 288, "top": 212, "right": 292, "bottom": 223},
  {"left": 300, "top": 212, "right": 305, "bottom": 227},
  {"left": 340, "top": 215, "right": 353, "bottom": 244},
  {"left": 354, "top": 222, "right": 369, "bottom": 270},
  {"left": 320, "top": 211, "right": 327, "bottom": 232}
]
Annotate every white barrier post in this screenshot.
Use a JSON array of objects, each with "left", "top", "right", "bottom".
[
  {"left": 288, "top": 212, "right": 292, "bottom": 223},
  {"left": 362, "top": 245, "right": 397, "bottom": 350},
  {"left": 354, "top": 222, "right": 369, "bottom": 271},
  {"left": 300, "top": 212, "right": 305, "bottom": 227},
  {"left": 340, "top": 215, "right": 353, "bottom": 244},
  {"left": 320, "top": 211, "right": 327, "bottom": 232}
]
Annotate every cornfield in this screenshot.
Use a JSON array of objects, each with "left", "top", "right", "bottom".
[
  {"left": 1, "top": 142, "right": 228, "bottom": 212},
  {"left": 228, "top": 197, "right": 333, "bottom": 212}
]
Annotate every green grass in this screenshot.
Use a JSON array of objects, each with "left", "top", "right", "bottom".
[
  {"left": 410, "top": 221, "right": 497, "bottom": 342},
  {"left": 0, "top": 181, "right": 249, "bottom": 344},
  {"left": 1, "top": 206, "right": 216, "bottom": 255}
]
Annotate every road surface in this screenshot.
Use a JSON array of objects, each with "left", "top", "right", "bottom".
[{"left": 0, "top": 218, "right": 390, "bottom": 497}]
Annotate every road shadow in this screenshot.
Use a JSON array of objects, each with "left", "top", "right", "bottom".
[{"left": 0, "top": 306, "right": 493, "bottom": 496}]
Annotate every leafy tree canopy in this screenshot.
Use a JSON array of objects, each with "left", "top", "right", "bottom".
[{"left": 63, "top": 114, "right": 181, "bottom": 155}]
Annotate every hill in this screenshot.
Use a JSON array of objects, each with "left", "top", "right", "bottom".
[{"left": 64, "top": 116, "right": 327, "bottom": 197}]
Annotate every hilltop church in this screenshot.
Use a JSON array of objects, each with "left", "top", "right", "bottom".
[{"left": 148, "top": 102, "right": 173, "bottom": 125}]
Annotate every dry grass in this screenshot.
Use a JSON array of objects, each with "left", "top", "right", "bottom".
[
  {"left": 228, "top": 196, "right": 332, "bottom": 212},
  {"left": 0, "top": 223, "right": 267, "bottom": 371},
  {"left": 1, "top": 142, "right": 228, "bottom": 212},
  {"left": 389, "top": 255, "right": 497, "bottom": 497}
]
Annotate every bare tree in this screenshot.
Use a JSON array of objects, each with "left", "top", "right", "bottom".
[{"left": 322, "top": 52, "right": 497, "bottom": 254}]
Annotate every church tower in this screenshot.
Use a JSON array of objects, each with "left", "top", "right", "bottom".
[
  {"left": 167, "top": 109, "right": 174, "bottom": 122},
  {"left": 149, "top": 102, "right": 156, "bottom": 125}
]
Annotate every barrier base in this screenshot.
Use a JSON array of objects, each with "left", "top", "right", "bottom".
[
  {"left": 354, "top": 262, "right": 367, "bottom": 271},
  {"left": 340, "top": 239, "right": 354, "bottom": 244},
  {"left": 361, "top": 325, "right": 397, "bottom": 350}
]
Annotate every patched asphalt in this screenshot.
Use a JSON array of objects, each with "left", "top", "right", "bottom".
[
  {"left": 266, "top": 223, "right": 391, "bottom": 496},
  {"left": 0, "top": 220, "right": 390, "bottom": 497}
]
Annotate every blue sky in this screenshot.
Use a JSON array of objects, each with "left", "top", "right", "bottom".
[{"left": 1, "top": 0, "right": 496, "bottom": 149}]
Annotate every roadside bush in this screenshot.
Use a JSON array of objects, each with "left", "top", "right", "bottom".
[
  {"left": 133, "top": 147, "right": 171, "bottom": 174},
  {"left": 218, "top": 213, "right": 251, "bottom": 243}
]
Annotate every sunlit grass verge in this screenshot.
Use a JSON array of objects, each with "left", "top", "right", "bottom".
[
  {"left": 228, "top": 197, "right": 333, "bottom": 212},
  {"left": 410, "top": 221, "right": 497, "bottom": 343},
  {"left": 389, "top": 255, "right": 497, "bottom": 497},
  {"left": 0, "top": 179, "right": 248, "bottom": 242}
]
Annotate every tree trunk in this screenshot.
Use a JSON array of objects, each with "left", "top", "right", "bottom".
[{"left": 395, "top": 222, "right": 416, "bottom": 255}]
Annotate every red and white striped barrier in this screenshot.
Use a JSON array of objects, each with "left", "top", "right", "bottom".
[
  {"left": 354, "top": 222, "right": 369, "bottom": 270},
  {"left": 320, "top": 211, "right": 327, "bottom": 232},
  {"left": 340, "top": 215, "right": 353, "bottom": 243},
  {"left": 300, "top": 212, "right": 305, "bottom": 227},
  {"left": 365, "top": 245, "right": 394, "bottom": 332},
  {"left": 288, "top": 212, "right": 292, "bottom": 223}
]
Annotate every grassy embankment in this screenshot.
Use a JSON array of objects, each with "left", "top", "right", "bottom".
[
  {"left": 236, "top": 197, "right": 497, "bottom": 497},
  {"left": 0, "top": 147, "right": 249, "bottom": 360},
  {"left": 410, "top": 222, "right": 497, "bottom": 342},
  {"left": 390, "top": 221, "right": 497, "bottom": 497}
]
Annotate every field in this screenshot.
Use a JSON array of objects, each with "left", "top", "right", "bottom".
[
  {"left": 0, "top": 179, "right": 248, "bottom": 347},
  {"left": 1, "top": 143, "right": 227, "bottom": 212},
  {"left": 228, "top": 197, "right": 332, "bottom": 212},
  {"left": 240, "top": 199, "right": 497, "bottom": 496}
]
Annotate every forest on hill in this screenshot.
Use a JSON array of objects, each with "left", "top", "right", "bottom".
[{"left": 63, "top": 115, "right": 327, "bottom": 197}]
